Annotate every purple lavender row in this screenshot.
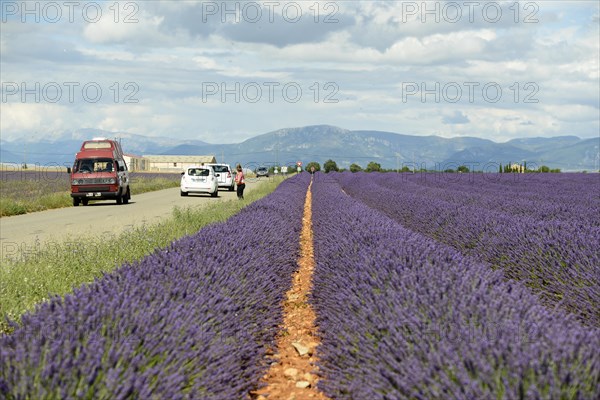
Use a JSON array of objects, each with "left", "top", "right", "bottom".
[
  {"left": 332, "top": 172, "right": 600, "bottom": 326},
  {"left": 436, "top": 174, "right": 595, "bottom": 224},
  {"left": 0, "top": 174, "right": 310, "bottom": 399},
  {"left": 368, "top": 173, "right": 599, "bottom": 227},
  {"left": 310, "top": 177, "right": 600, "bottom": 399}
]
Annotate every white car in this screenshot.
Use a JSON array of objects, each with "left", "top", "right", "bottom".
[
  {"left": 255, "top": 166, "right": 269, "bottom": 177},
  {"left": 205, "top": 163, "right": 235, "bottom": 191},
  {"left": 180, "top": 166, "right": 219, "bottom": 197}
]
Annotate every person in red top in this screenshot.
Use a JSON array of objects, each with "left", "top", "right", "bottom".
[{"left": 235, "top": 164, "right": 245, "bottom": 200}]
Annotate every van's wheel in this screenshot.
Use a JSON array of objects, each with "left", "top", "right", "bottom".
[
  {"left": 123, "top": 187, "right": 130, "bottom": 204},
  {"left": 73, "top": 198, "right": 80, "bottom": 206},
  {"left": 116, "top": 193, "right": 122, "bottom": 205},
  {"left": 82, "top": 199, "right": 89, "bottom": 206},
  {"left": 180, "top": 190, "right": 188, "bottom": 196},
  {"left": 211, "top": 190, "right": 218, "bottom": 197},
  {"left": 229, "top": 185, "right": 235, "bottom": 191}
]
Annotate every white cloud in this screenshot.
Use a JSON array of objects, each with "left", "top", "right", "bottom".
[
  {"left": 83, "top": 10, "right": 165, "bottom": 45},
  {"left": 265, "top": 28, "right": 497, "bottom": 67},
  {"left": 540, "top": 104, "right": 600, "bottom": 123},
  {"left": 0, "top": 103, "right": 68, "bottom": 140},
  {"left": 384, "top": 29, "right": 495, "bottom": 63},
  {"left": 192, "top": 56, "right": 219, "bottom": 70},
  {"left": 0, "top": 1, "right": 598, "bottom": 143}
]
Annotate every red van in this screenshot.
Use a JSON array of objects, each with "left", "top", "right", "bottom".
[{"left": 70, "top": 138, "right": 131, "bottom": 206}]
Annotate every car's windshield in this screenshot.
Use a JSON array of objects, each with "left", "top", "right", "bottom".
[
  {"left": 188, "top": 168, "right": 209, "bottom": 177},
  {"left": 75, "top": 158, "right": 114, "bottom": 173}
]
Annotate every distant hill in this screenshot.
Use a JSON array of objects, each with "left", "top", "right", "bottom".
[
  {"left": 0, "top": 128, "right": 209, "bottom": 167},
  {"left": 506, "top": 136, "right": 582, "bottom": 153},
  {"left": 161, "top": 125, "right": 598, "bottom": 171},
  {"left": 1, "top": 125, "right": 598, "bottom": 171}
]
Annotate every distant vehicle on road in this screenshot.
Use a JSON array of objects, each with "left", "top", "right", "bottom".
[
  {"left": 180, "top": 166, "right": 219, "bottom": 197},
  {"left": 70, "top": 138, "right": 130, "bottom": 206},
  {"left": 205, "top": 163, "right": 235, "bottom": 191},
  {"left": 255, "top": 166, "right": 269, "bottom": 178}
]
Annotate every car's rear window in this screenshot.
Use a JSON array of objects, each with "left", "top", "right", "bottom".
[
  {"left": 188, "top": 168, "right": 210, "bottom": 176},
  {"left": 212, "top": 165, "right": 229, "bottom": 173}
]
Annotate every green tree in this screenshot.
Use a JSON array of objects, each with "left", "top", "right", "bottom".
[
  {"left": 499, "top": 163, "right": 503, "bottom": 173},
  {"left": 323, "top": 159, "right": 339, "bottom": 173},
  {"left": 400, "top": 166, "right": 412, "bottom": 172},
  {"left": 539, "top": 165, "right": 550, "bottom": 173},
  {"left": 305, "top": 162, "right": 321, "bottom": 173},
  {"left": 365, "top": 161, "right": 381, "bottom": 172},
  {"left": 349, "top": 163, "right": 363, "bottom": 173},
  {"left": 457, "top": 165, "right": 470, "bottom": 173}
]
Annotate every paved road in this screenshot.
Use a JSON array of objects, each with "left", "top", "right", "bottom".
[{"left": 0, "top": 182, "right": 263, "bottom": 260}]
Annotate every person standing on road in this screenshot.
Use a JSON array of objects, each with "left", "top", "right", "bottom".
[{"left": 235, "top": 164, "right": 245, "bottom": 200}]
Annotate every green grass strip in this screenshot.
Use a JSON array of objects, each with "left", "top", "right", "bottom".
[{"left": 0, "top": 178, "right": 284, "bottom": 334}]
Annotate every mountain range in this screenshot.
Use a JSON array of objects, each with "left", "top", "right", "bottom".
[{"left": 1, "top": 125, "right": 598, "bottom": 171}]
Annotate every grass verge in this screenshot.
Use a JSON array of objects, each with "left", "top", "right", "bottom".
[{"left": 0, "top": 177, "right": 284, "bottom": 334}]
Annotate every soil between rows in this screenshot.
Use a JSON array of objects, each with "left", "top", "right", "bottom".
[{"left": 253, "top": 180, "right": 330, "bottom": 400}]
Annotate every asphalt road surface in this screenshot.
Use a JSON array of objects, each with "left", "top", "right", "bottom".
[{"left": 0, "top": 182, "right": 263, "bottom": 260}]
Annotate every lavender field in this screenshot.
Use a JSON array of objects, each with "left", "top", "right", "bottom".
[
  {"left": 1, "top": 172, "right": 598, "bottom": 399},
  {"left": 332, "top": 172, "right": 600, "bottom": 327},
  {"left": 1, "top": 174, "right": 310, "bottom": 398},
  {"left": 310, "top": 173, "right": 599, "bottom": 399},
  {"left": 0, "top": 169, "right": 181, "bottom": 216}
]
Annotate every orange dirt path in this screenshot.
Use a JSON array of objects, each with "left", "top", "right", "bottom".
[{"left": 252, "top": 179, "right": 330, "bottom": 400}]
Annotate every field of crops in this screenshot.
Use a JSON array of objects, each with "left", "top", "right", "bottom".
[
  {"left": 1, "top": 172, "right": 599, "bottom": 399},
  {"left": 0, "top": 170, "right": 181, "bottom": 216},
  {"left": 311, "top": 173, "right": 599, "bottom": 399},
  {"left": 332, "top": 172, "right": 600, "bottom": 326}
]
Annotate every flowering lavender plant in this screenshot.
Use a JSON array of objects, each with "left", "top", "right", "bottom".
[
  {"left": 1, "top": 174, "right": 310, "bottom": 399},
  {"left": 333, "top": 172, "right": 600, "bottom": 326},
  {"left": 310, "top": 174, "right": 600, "bottom": 399}
]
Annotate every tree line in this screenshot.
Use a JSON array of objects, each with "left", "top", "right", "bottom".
[{"left": 301, "top": 160, "right": 563, "bottom": 173}]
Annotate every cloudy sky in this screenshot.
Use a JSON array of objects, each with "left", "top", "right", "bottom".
[{"left": 1, "top": 0, "right": 598, "bottom": 143}]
